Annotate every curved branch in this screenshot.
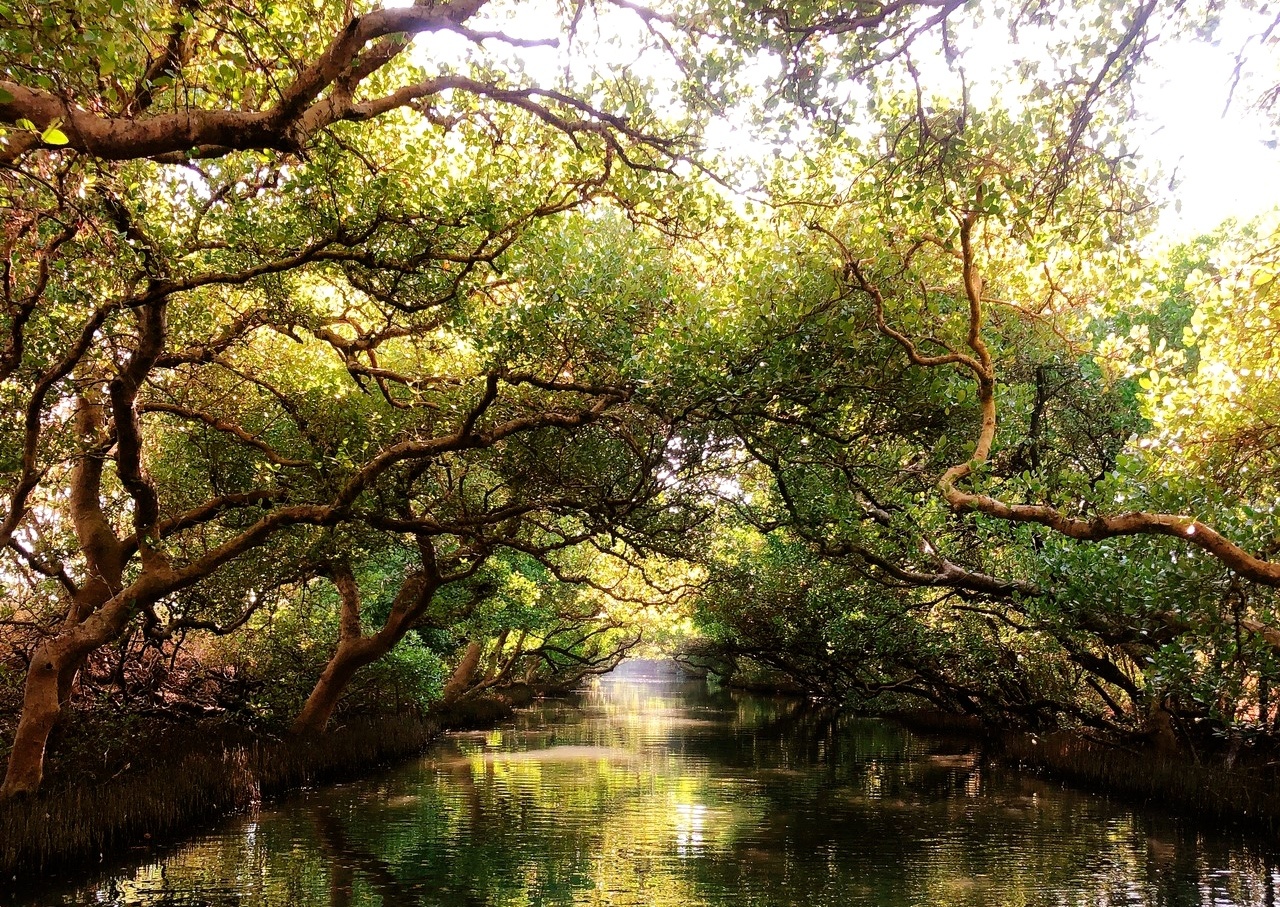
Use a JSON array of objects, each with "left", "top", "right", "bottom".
[
  {"left": 140, "top": 401, "right": 313, "bottom": 468},
  {"left": 0, "top": 2, "right": 489, "bottom": 163}
]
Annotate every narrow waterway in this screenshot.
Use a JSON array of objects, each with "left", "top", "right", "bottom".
[{"left": 20, "top": 675, "right": 1280, "bottom": 906}]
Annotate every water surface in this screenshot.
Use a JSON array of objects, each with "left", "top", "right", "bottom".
[{"left": 20, "top": 677, "right": 1280, "bottom": 906}]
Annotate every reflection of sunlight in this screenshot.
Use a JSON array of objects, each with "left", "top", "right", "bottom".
[
  {"left": 75, "top": 677, "right": 1280, "bottom": 907},
  {"left": 673, "top": 802, "right": 707, "bottom": 856},
  {"left": 864, "top": 760, "right": 883, "bottom": 798}
]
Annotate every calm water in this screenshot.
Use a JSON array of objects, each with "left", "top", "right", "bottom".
[{"left": 17, "top": 677, "right": 1280, "bottom": 906}]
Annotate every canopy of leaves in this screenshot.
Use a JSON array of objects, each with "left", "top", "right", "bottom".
[{"left": 4, "top": 0, "right": 1280, "bottom": 797}]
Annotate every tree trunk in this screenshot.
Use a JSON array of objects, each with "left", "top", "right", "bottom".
[
  {"left": 0, "top": 645, "right": 64, "bottom": 798},
  {"left": 0, "top": 566, "right": 166, "bottom": 799},
  {"left": 441, "top": 640, "right": 484, "bottom": 705},
  {"left": 54, "top": 577, "right": 120, "bottom": 708},
  {"left": 1148, "top": 698, "right": 1180, "bottom": 754},
  {"left": 2, "top": 599, "right": 128, "bottom": 796},
  {"left": 2, "top": 595, "right": 150, "bottom": 798},
  {"left": 290, "top": 564, "right": 436, "bottom": 735},
  {"left": 2, "top": 393, "right": 133, "bottom": 799},
  {"left": 292, "top": 638, "right": 382, "bottom": 736},
  {"left": 484, "top": 629, "right": 509, "bottom": 680}
]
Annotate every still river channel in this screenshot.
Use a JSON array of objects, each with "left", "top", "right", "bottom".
[{"left": 18, "top": 671, "right": 1280, "bottom": 906}]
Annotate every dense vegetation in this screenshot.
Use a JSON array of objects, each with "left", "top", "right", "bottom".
[{"left": 3, "top": 0, "right": 1280, "bottom": 808}]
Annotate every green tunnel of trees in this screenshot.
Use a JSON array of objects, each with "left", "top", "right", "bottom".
[{"left": 3, "top": 0, "right": 1280, "bottom": 800}]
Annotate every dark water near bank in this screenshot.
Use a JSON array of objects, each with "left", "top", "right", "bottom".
[{"left": 19, "top": 677, "right": 1280, "bottom": 906}]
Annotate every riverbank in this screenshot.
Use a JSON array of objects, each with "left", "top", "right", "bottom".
[
  {"left": 0, "top": 697, "right": 517, "bottom": 883},
  {"left": 891, "top": 709, "right": 1280, "bottom": 832}
]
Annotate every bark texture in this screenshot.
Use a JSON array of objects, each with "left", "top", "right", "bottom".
[{"left": 291, "top": 561, "right": 437, "bottom": 736}]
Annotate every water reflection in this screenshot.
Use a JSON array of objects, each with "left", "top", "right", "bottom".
[{"left": 19, "top": 678, "right": 1280, "bottom": 907}]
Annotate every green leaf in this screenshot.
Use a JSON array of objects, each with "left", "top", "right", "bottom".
[{"left": 41, "top": 126, "right": 69, "bottom": 145}]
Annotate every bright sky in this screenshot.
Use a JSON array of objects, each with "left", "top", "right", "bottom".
[
  {"left": 928, "top": 4, "right": 1280, "bottom": 240},
  {"left": 407, "top": 0, "right": 1280, "bottom": 240},
  {"left": 1135, "top": 20, "right": 1280, "bottom": 237}
]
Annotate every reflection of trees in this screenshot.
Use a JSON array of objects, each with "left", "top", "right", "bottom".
[
  {"left": 57, "top": 680, "right": 1280, "bottom": 907},
  {"left": 313, "top": 807, "right": 488, "bottom": 907},
  {"left": 314, "top": 808, "right": 413, "bottom": 907}
]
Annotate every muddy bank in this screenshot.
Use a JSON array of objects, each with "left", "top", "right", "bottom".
[{"left": 0, "top": 696, "right": 516, "bottom": 883}]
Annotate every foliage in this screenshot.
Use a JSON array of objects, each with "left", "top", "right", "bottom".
[{"left": 2, "top": 0, "right": 1280, "bottom": 804}]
